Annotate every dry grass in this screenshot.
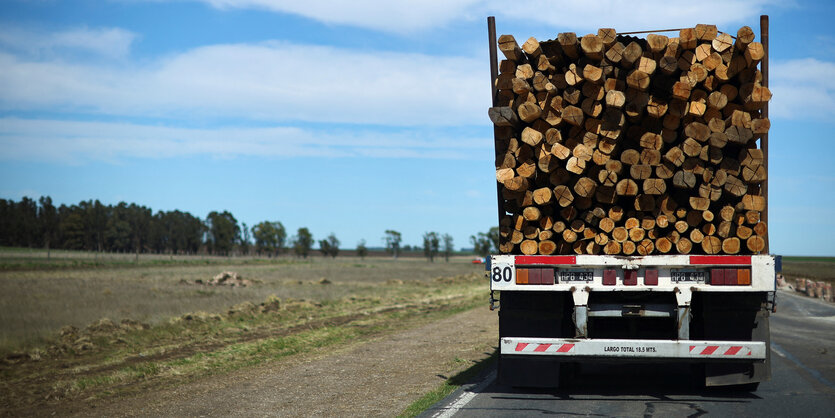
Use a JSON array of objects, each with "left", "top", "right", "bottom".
[
  {"left": 0, "top": 248, "right": 489, "bottom": 414},
  {"left": 780, "top": 256, "right": 835, "bottom": 284},
  {"left": 0, "top": 248, "right": 483, "bottom": 353},
  {"left": 0, "top": 254, "right": 488, "bottom": 415}
]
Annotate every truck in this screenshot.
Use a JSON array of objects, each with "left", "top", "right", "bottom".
[{"left": 486, "top": 16, "right": 777, "bottom": 390}]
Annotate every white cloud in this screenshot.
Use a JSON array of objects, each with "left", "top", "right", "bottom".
[
  {"left": 200, "top": 0, "right": 482, "bottom": 33},
  {"left": 0, "top": 40, "right": 487, "bottom": 126},
  {"left": 0, "top": 26, "right": 137, "bottom": 59},
  {"left": 188, "top": 0, "right": 771, "bottom": 34},
  {"left": 0, "top": 118, "right": 490, "bottom": 164},
  {"left": 770, "top": 58, "right": 835, "bottom": 120}
]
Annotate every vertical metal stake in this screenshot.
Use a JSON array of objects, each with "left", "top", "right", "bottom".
[
  {"left": 487, "top": 17, "right": 504, "bottom": 227},
  {"left": 760, "top": 14, "right": 770, "bottom": 254}
]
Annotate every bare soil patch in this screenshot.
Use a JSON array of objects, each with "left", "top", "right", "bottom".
[{"left": 66, "top": 306, "right": 499, "bottom": 417}]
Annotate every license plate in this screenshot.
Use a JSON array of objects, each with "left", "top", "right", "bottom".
[
  {"left": 671, "top": 270, "right": 707, "bottom": 283},
  {"left": 559, "top": 270, "right": 593, "bottom": 283}
]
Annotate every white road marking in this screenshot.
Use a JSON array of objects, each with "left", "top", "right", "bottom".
[
  {"left": 770, "top": 346, "right": 786, "bottom": 358},
  {"left": 432, "top": 370, "right": 496, "bottom": 418}
]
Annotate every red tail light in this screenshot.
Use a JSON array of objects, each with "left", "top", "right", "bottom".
[
  {"left": 644, "top": 269, "right": 658, "bottom": 286},
  {"left": 710, "top": 269, "right": 725, "bottom": 285},
  {"left": 623, "top": 270, "right": 638, "bottom": 286},
  {"left": 603, "top": 269, "right": 617, "bottom": 285},
  {"left": 710, "top": 268, "right": 751, "bottom": 285},
  {"left": 724, "top": 268, "right": 739, "bottom": 285},
  {"left": 515, "top": 268, "right": 554, "bottom": 285},
  {"left": 528, "top": 268, "right": 542, "bottom": 284}
]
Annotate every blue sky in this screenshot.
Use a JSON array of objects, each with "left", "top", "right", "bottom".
[{"left": 1, "top": 0, "right": 834, "bottom": 255}]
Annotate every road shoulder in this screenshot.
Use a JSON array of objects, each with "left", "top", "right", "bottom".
[{"left": 70, "top": 305, "right": 498, "bottom": 417}]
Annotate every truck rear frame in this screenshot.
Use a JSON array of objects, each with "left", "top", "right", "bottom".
[
  {"left": 490, "top": 253, "right": 775, "bottom": 388},
  {"left": 486, "top": 16, "right": 776, "bottom": 389}
]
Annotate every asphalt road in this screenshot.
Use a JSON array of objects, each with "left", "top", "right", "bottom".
[{"left": 424, "top": 289, "right": 835, "bottom": 417}]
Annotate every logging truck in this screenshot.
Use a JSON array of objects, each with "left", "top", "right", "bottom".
[{"left": 487, "top": 16, "right": 777, "bottom": 390}]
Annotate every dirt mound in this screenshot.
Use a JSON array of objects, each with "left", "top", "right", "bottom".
[
  {"left": 228, "top": 301, "right": 258, "bottom": 316},
  {"left": 260, "top": 295, "right": 281, "bottom": 313},
  {"left": 86, "top": 318, "right": 120, "bottom": 335},
  {"left": 118, "top": 319, "right": 150, "bottom": 332},
  {"left": 34, "top": 318, "right": 153, "bottom": 357},
  {"left": 173, "top": 311, "right": 223, "bottom": 323},
  {"left": 187, "top": 271, "right": 254, "bottom": 287}
]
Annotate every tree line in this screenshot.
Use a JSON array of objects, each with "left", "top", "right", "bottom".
[{"left": 0, "top": 196, "right": 499, "bottom": 259}]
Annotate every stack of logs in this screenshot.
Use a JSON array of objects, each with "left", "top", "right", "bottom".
[{"left": 489, "top": 24, "right": 771, "bottom": 256}]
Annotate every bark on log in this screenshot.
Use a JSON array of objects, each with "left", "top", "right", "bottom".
[{"left": 491, "top": 24, "right": 769, "bottom": 256}]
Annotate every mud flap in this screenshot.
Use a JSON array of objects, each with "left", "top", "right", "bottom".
[
  {"left": 705, "top": 309, "right": 770, "bottom": 387},
  {"left": 498, "top": 355, "right": 562, "bottom": 388}
]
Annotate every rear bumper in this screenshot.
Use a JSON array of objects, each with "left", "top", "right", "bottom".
[{"left": 501, "top": 337, "right": 767, "bottom": 361}]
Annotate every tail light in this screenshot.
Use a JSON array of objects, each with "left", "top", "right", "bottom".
[
  {"left": 515, "top": 268, "right": 554, "bottom": 285},
  {"left": 603, "top": 269, "right": 617, "bottom": 285},
  {"left": 516, "top": 268, "right": 529, "bottom": 284},
  {"left": 623, "top": 270, "right": 638, "bottom": 286},
  {"left": 644, "top": 269, "right": 658, "bottom": 286},
  {"left": 710, "top": 268, "right": 751, "bottom": 286},
  {"left": 724, "top": 268, "right": 739, "bottom": 285},
  {"left": 738, "top": 269, "right": 751, "bottom": 285}
]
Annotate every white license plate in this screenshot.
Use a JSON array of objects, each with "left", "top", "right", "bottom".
[
  {"left": 559, "top": 270, "right": 594, "bottom": 282},
  {"left": 671, "top": 270, "right": 707, "bottom": 283}
]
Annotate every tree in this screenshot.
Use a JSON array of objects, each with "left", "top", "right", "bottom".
[
  {"left": 166, "top": 210, "right": 203, "bottom": 255},
  {"left": 106, "top": 202, "right": 132, "bottom": 252},
  {"left": 206, "top": 211, "right": 239, "bottom": 256},
  {"left": 292, "top": 227, "right": 313, "bottom": 258},
  {"left": 470, "top": 226, "right": 499, "bottom": 257},
  {"left": 252, "top": 221, "right": 286, "bottom": 256},
  {"left": 318, "top": 233, "right": 340, "bottom": 258},
  {"left": 383, "top": 230, "right": 402, "bottom": 259},
  {"left": 17, "top": 197, "right": 39, "bottom": 248},
  {"left": 356, "top": 239, "right": 368, "bottom": 259},
  {"left": 86, "top": 200, "right": 108, "bottom": 254},
  {"left": 442, "top": 233, "right": 454, "bottom": 262},
  {"left": 128, "top": 204, "right": 152, "bottom": 260},
  {"left": 148, "top": 211, "right": 168, "bottom": 254},
  {"left": 60, "top": 206, "right": 86, "bottom": 250},
  {"left": 423, "top": 231, "right": 440, "bottom": 262},
  {"left": 38, "top": 197, "right": 58, "bottom": 258},
  {"left": 240, "top": 222, "right": 251, "bottom": 255}
]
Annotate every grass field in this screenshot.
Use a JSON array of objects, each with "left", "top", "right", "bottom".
[
  {"left": 0, "top": 248, "right": 483, "bottom": 352},
  {"left": 780, "top": 256, "right": 835, "bottom": 284},
  {"left": 0, "top": 248, "right": 488, "bottom": 414}
]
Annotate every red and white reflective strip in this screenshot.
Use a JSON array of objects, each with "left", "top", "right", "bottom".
[
  {"left": 689, "top": 344, "right": 753, "bottom": 357},
  {"left": 501, "top": 337, "right": 766, "bottom": 360},
  {"left": 514, "top": 342, "right": 575, "bottom": 353}
]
